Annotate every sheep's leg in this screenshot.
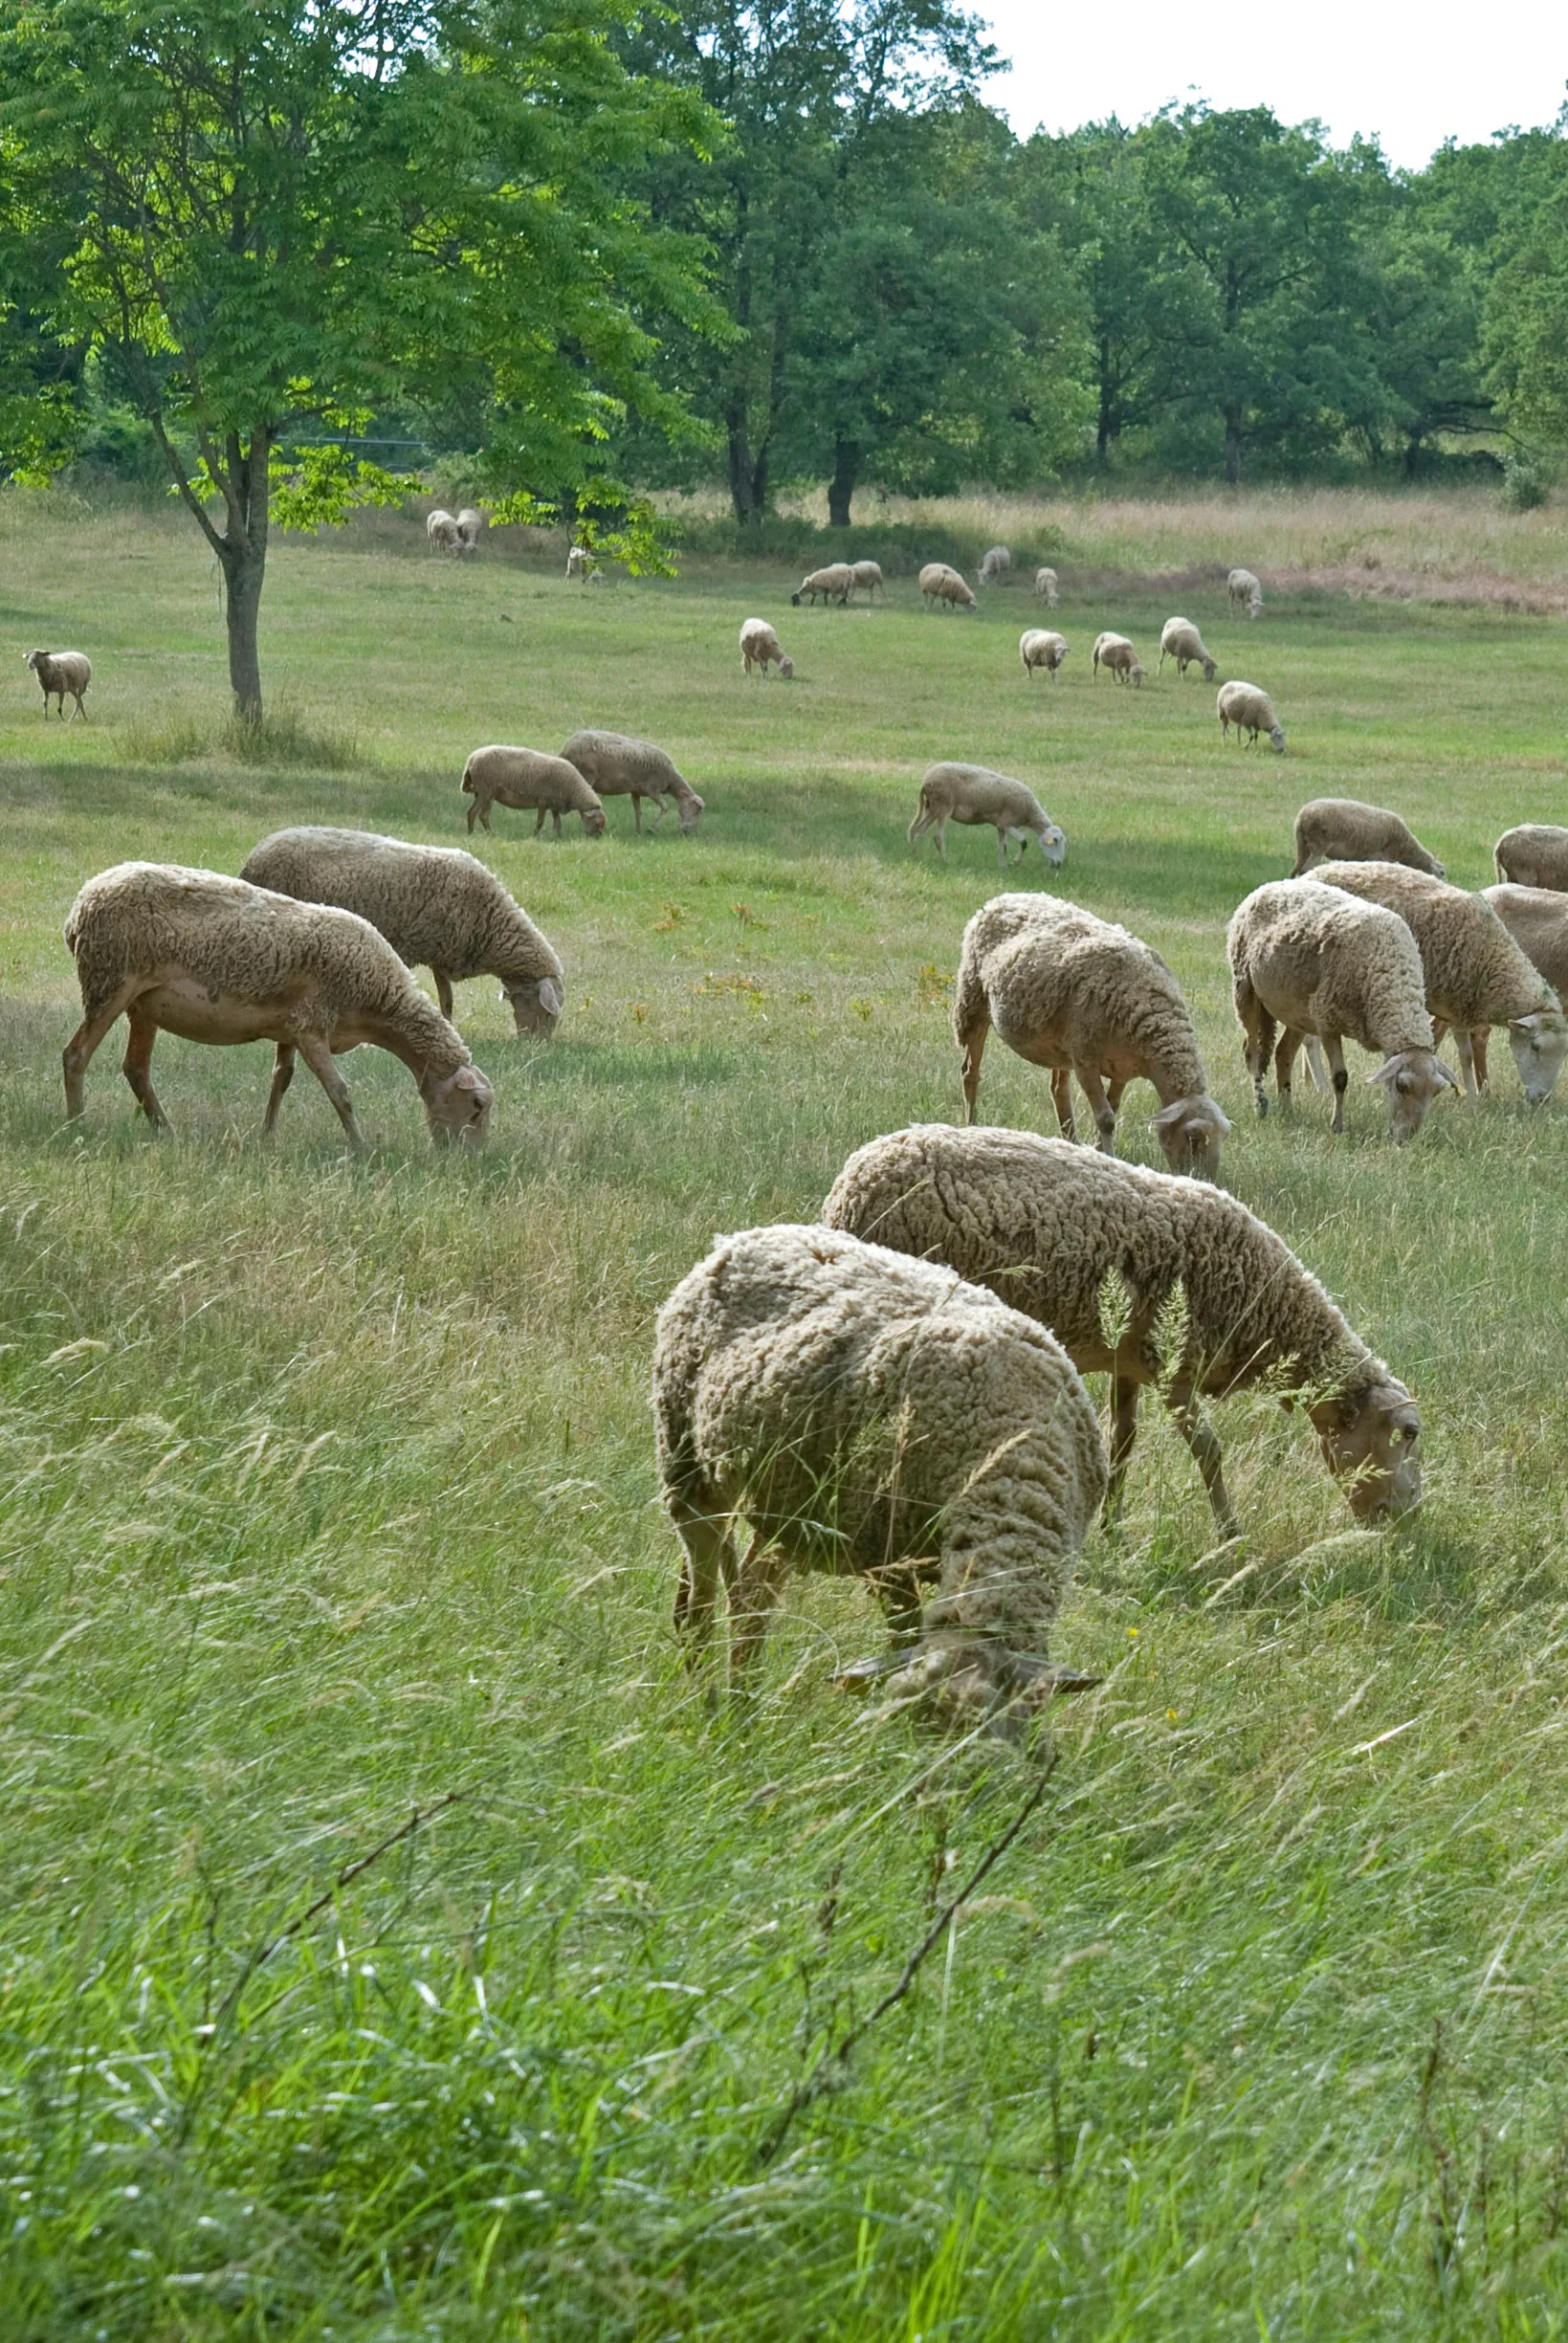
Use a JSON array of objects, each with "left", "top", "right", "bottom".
[
  {"left": 1164, "top": 1381, "right": 1238, "bottom": 1539},
  {"left": 730, "top": 1534, "right": 789, "bottom": 1680},
  {"left": 466, "top": 800, "right": 479, "bottom": 833},
  {"left": 1323, "top": 1034, "right": 1350, "bottom": 1133},
  {"left": 669, "top": 1495, "right": 739, "bottom": 1655},
  {"left": 996, "top": 827, "right": 1012, "bottom": 870},
  {"left": 1076, "top": 1064, "right": 1118, "bottom": 1153},
  {"left": 550, "top": 810, "right": 563, "bottom": 840},
  {"left": 431, "top": 970, "right": 455, "bottom": 1021},
  {"left": 1274, "top": 1028, "right": 1302, "bottom": 1106},
  {"left": 1234, "top": 984, "right": 1274, "bottom": 1116},
  {"left": 960, "top": 1018, "right": 989, "bottom": 1123},
  {"left": 294, "top": 1034, "right": 366, "bottom": 1151},
  {"left": 262, "top": 1044, "right": 297, "bottom": 1136},
  {"left": 1303, "top": 1035, "right": 1329, "bottom": 1091},
  {"left": 533, "top": 807, "right": 546, "bottom": 836},
  {"left": 1453, "top": 1027, "right": 1480, "bottom": 1096},
  {"left": 62, "top": 983, "right": 139, "bottom": 1118},
  {"left": 1472, "top": 1028, "right": 1491, "bottom": 1091},
  {"left": 1049, "top": 1067, "right": 1076, "bottom": 1139},
  {"left": 933, "top": 817, "right": 948, "bottom": 858},
  {"left": 120, "top": 1010, "right": 170, "bottom": 1132},
  {"left": 1104, "top": 1372, "right": 1141, "bottom": 1525},
  {"left": 1106, "top": 1076, "right": 1127, "bottom": 1113}
]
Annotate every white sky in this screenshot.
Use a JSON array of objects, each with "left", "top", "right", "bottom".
[{"left": 979, "top": 0, "right": 1568, "bottom": 170}]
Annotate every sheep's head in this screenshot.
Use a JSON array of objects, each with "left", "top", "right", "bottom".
[
  {"left": 1365, "top": 1048, "right": 1457, "bottom": 1141},
  {"left": 505, "top": 975, "right": 563, "bottom": 1038},
  {"left": 1310, "top": 1377, "right": 1422, "bottom": 1522},
  {"left": 1151, "top": 1093, "right": 1230, "bottom": 1182},
  {"left": 1268, "top": 724, "right": 1287, "bottom": 754},
  {"left": 424, "top": 1061, "right": 494, "bottom": 1146},
  {"left": 1507, "top": 1006, "right": 1568, "bottom": 1102},
  {"left": 790, "top": 590, "right": 804, "bottom": 606},
  {"left": 23, "top": 650, "right": 44, "bottom": 673},
  {"left": 676, "top": 789, "right": 705, "bottom": 833},
  {"left": 1129, "top": 660, "right": 1146, "bottom": 687},
  {"left": 581, "top": 807, "right": 607, "bottom": 839},
  {"left": 1413, "top": 848, "right": 1447, "bottom": 878},
  {"left": 778, "top": 654, "right": 794, "bottom": 677},
  {"left": 1037, "top": 819, "right": 1067, "bottom": 867},
  {"left": 1201, "top": 656, "right": 1217, "bottom": 681},
  {"left": 875, "top": 1639, "right": 1098, "bottom": 1742}
]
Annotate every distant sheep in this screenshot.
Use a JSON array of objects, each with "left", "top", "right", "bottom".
[
  {"left": 427, "top": 509, "right": 462, "bottom": 553},
  {"left": 461, "top": 744, "right": 607, "bottom": 839},
  {"left": 1485, "top": 885, "right": 1568, "bottom": 1005},
  {"left": 1292, "top": 799, "right": 1444, "bottom": 879},
  {"left": 850, "top": 560, "right": 885, "bottom": 602},
  {"left": 1158, "top": 618, "right": 1216, "bottom": 682},
  {"left": 1020, "top": 629, "right": 1069, "bottom": 682},
  {"left": 565, "top": 544, "right": 598, "bottom": 583},
  {"left": 1218, "top": 680, "right": 1285, "bottom": 752},
  {"left": 560, "top": 728, "right": 704, "bottom": 835},
  {"left": 1227, "top": 567, "right": 1264, "bottom": 618},
  {"left": 739, "top": 617, "right": 794, "bottom": 677},
  {"left": 919, "top": 563, "right": 976, "bottom": 614},
  {"left": 1092, "top": 631, "right": 1144, "bottom": 686},
  {"left": 25, "top": 649, "right": 90, "bottom": 718},
  {"left": 909, "top": 763, "right": 1066, "bottom": 870},
  {"left": 1033, "top": 567, "right": 1060, "bottom": 607},
  {"left": 454, "top": 508, "right": 487, "bottom": 553},
  {"left": 792, "top": 564, "right": 853, "bottom": 608},
  {"left": 1494, "top": 825, "right": 1568, "bottom": 892},
  {"left": 978, "top": 545, "right": 1011, "bottom": 586}
]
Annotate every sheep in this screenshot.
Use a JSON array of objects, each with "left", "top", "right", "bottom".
[
  {"left": 1158, "top": 617, "right": 1216, "bottom": 682},
  {"left": 238, "top": 827, "right": 564, "bottom": 1037},
  {"left": 1227, "top": 567, "right": 1264, "bottom": 618},
  {"left": 739, "top": 617, "right": 794, "bottom": 678},
  {"left": 1494, "top": 825, "right": 1568, "bottom": 892},
  {"left": 850, "top": 560, "right": 885, "bottom": 602},
  {"left": 908, "top": 763, "right": 1066, "bottom": 871},
  {"left": 1034, "top": 566, "right": 1060, "bottom": 607},
  {"left": 919, "top": 563, "right": 977, "bottom": 614},
  {"left": 824, "top": 1124, "right": 1424, "bottom": 1539},
  {"left": 1226, "top": 878, "right": 1455, "bottom": 1141},
  {"left": 1218, "top": 680, "right": 1286, "bottom": 752},
  {"left": 1020, "top": 629, "right": 1069, "bottom": 682},
  {"left": 559, "top": 728, "right": 704, "bottom": 835},
  {"left": 1312, "top": 861, "right": 1568, "bottom": 1103},
  {"left": 61, "top": 862, "right": 495, "bottom": 1149},
  {"left": 1292, "top": 799, "right": 1445, "bottom": 880},
  {"left": 25, "top": 650, "right": 90, "bottom": 718},
  {"left": 1092, "top": 631, "right": 1144, "bottom": 687},
  {"left": 426, "top": 509, "right": 462, "bottom": 553},
  {"left": 953, "top": 893, "right": 1229, "bottom": 1179},
  {"left": 564, "top": 544, "right": 599, "bottom": 583},
  {"left": 791, "top": 564, "right": 853, "bottom": 608},
  {"left": 978, "top": 544, "right": 1011, "bottom": 587},
  {"left": 460, "top": 744, "right": 607, "bottom": 839},
  {"left": 1484, "top": 885, "right": 1568, "bottom": 1005},
  {"left": 454, "top": 508, "right": 487, "bottom": 553},
  {"left": 653, "top": 1221, "right": 1106, "bottom": 1731}
]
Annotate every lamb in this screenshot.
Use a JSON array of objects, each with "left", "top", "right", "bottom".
[
  {"left": 1092, "top": 631, "right": 1144, "bottom": 686},
  {"left": 1484, "top": 885, "right": 1568, "bottom": 1004},
  {"left": 559, "top": 728, "right": 705, "bottom": 835},
  {"left": 1033, "top": 567, "right": 1060, "bottom": 607},
  {"left": 919, "top": 563, "right": 977, "bottom": 614},
  {"left": 1312, "top": 861, "right": 1568, "bottom": 1102},
  {"left": 822, "top": 1124, "right": 1423, "bottom": 1539},
  {"left": 61, "top": 862, "right": 495, "bottom": 1149},
  {"left": 1218, "top": 680, "right": 1286, "bottom": 752},
  {"left": 908, "top": 763, "right": 1066, "bottom": 870},
  {"left": 460, "top": 744, "right": 607, "bottom": 839},
  {"left": 1227, "top": 567, "right": 1264, "bottom": 618},
  {"left": 1226, "top": 879, "right": 1455, "bottom": 1140},
  {"left": 1158, "top": 617, "right": 1217, "bottom": 682},
  {"left": 791, "top": 564, "right": 853, "bottom": 608},
  {"left": 564, "top": 544, "right": 598, "bottom": 583},
  {"left": 953, "top": 893, "right": 1229, "bottom": 1179},
  {"left": 978, "top": 544, "right": 1011, "bottom": 586},
  {"left": 739, "top": 617, "right": 794, "bottom": 677},
  {"left": 25, "top": 650, "right": 90, "bottom": 718},
  {"left": 653, "top": 1222, "right": 1106, "bottom": 1731},
  {"left": 426, "top": 509, "right": 462, "bottom": 553},
  {"left": 454, "top": 508, "right": 487, "bottom": 553},
  {"left": 850, "top": 560, "right": 885, "bottom": 602},
  {"left": 1494, "top": 825, "right": 1568, "bottom": 892},
  {"left": 1292, "top": 798, "right": 1445, "bottom": 879},
  {"left": 238, "top": 827, "right": 564, "bottom": 1036},
  {"left": 1020, "top": 629, "right": 1069, "bottom": 682}
]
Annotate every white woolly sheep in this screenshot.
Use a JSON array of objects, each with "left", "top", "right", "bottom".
[
  {"left": 1033, "top": 566, "right": 1060, "bottom": 607},
  {"left": 978, "top": 545, "right": 1012, "bottom": 586},
  {"left": 461, "top": 744, "right": 607, "bottom": 839},
  {"left": 824, "top": 1124, "right": 1423, "bottom": 1539},
  {"left": 238, "top": 827, "right": 564, "bottom": 1037},
  {"left": 909, "top": 763, "right": 1066, "bottom": 870},
  {"left": 1227, "top": 878, "right": 1455, "bottom": 1141},
  {"left": 1292, "top": 799, "right": 1445, "bottom": 880},
  {"left": 1092, "top": 631, "right": 1144, "bottom": 686},
  {"left": 953, "top": 893, "right": 1229, "bottom": 1179},
  {"left": 1158, "top": 617, "right": 1217, "bottom": 682},
  {"left": 1313, "top": 860, "right": 1568, "bottom": 1103},
  {"left": 426, "top": 509, "right": 462, "bottom": 553},
  {"left": 792, "top": 564, "right": 853, "bottom": 608},
  {"left": 565, "top": 543, "right": 598, "bottom": 583},
  {"left": 850, "top": 560, "right": 885, "bottom": 601},
  {"left": 560, "top": 728, "right": 704, "bottom": 835},
  {"left": 739, "top": 617, "right": 794, "bottom": 677},
  {"left": 1218, "top": 680, "right": 1286, "bottom": 752},
  {"left": 919, "top": 563, "right": 977, "bottom": 614},
  {"left": 25, "top": 649, "right": 90, "bottom": 718},
  {"left": 1227, "top": 567, "right": 1264, "bottom": 618},
  {"left": 654, "top": 1221, "right": 1106, "bottom": 1731},
  {"left": 1020, "top": 629, "right": 1069, "bottom": 682},
  {"left": 454, "top": 508, "right": 487, "bottom": 553},
  {"left": 1494, "top": 825, "right": 1568, "bottom": 892},
  {"left": 62, "top": 862, "right": 494, "bottom": 1149}
]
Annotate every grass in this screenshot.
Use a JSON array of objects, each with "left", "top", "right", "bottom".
[{"left": 4, "top": 481, "right": 1568, "bottom": 2337}]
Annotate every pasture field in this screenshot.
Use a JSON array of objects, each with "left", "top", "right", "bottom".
[{"left": 5, "top": 487, "right": 1568, "bottom": 2339}]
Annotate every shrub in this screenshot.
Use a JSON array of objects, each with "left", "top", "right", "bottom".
[{"left": 1500, "top": 453, "right": 1551, "bottom": 513}]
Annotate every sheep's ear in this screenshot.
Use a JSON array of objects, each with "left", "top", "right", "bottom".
[
  {"left": 537, "top": 978, "right": 563, "bottom": 1017},
  {"left": 1435, "top": 1059, "right": 1460, "bottom": 1089},
  {"left": 1150, "top": 1099, "right": 1187, "bottom": 1134},
  {"left": 1365, "top": 1057, "right": 1399, "bottom": 1088},
  {"left": 1514, "top": 1011, "right": 1550, "bottom": 1034}
]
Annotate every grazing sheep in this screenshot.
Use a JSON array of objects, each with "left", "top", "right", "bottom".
[
  {"left": 850, "top": 560, "right": 885, "bottom": 602},
  {"left": 1020, "top": 629, "right": 1069, "bottom": 682},
  {"left": 953, "top": 893, "right": 1229, "bottom": 1179},
  {"left": 978, "top": 544, "right": 1012, "bottom": 586},
  {"left": 1227, "top": 879, "right": 1455, "bottom": 1140},
  {"left": 919, "top": 563, "right": 977, "bottom": 614},
  {"left": 1484, "top": 885, "right": 1568, "bottom": 1006},
  {"left": 1034, "top": 566, "right": 1060, "bottom": 607},
  {"left": 824, "top": 1125, "right": 1423, "bottom": 1538},
  {"left": 25, "top": 649, "right": 90, "bottom": 718},
  {"left": 1158, "top": 617, "right": 1217, "bottom": 682},
  {"left": 62, "top": 862, "right": 494, "bottom": 1149},
  {"left": 791, "top": 564, "right": 853, "bottom": 608},
  {"left": 739, "top": 617, "right": 794, "bottom": 678},
  {"left": 1218, "top": 680, "right": 1286, "bottom": 752},
  {"left": 1313, "top": 861, "right": 1568, "bottom": 1102},
  {"left": 238, "top": 827, "right": 564, "bottom": 1037},
  {"left": 560, "top": 728, "right": 704, "bottom": 835},
  {"left": 564, "top": 544, "right": 598, "bottom": 583},
  {"left": 1292, "top": 799, "right": 1445, "bottom": 880},
  {"left": 909, "top": 763, "right": 1066, "bottom": 871},
  {"left": 461, "top": 744, "right": 607, "bottom": 839},
  {"left": 426, "top": 509, "right": 462, "bottom": 553},
  {"left": 654, "top": 1222, "right": 1106, "bottom": 1731},
  {"left": 1092, "top": 631, "right": 1144, "bottom": 687},
  {"left": 1494, "top": 824, "right": 1568, "bottom": 892},
  {"left": 1227, "top": 567, "right": 1264, "bottom": 618},
  {"left": 454, "top": 508, "right": 487, "bottom": 553}
]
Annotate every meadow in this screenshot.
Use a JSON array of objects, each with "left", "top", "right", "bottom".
[{"left": 4, "top": 482, "right": 1568, "bottom": 2339}]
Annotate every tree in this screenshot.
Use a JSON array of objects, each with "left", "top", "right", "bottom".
[{"left": 0, "top": 0, "right": 717, "bottom": 717}]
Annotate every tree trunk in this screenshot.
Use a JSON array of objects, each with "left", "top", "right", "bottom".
[
  {"left": 1224, "top": 408, "right": 1243, "bottom": 488},
  {"left": 224, "top": 550, "right": 266, "bottom": 720},
  {"left": 828, "top": 438, "right": 858, "bottom": 528},
  {"left": 727, "top": 404, "right": 757, "bottom": 527},
  {"left": 1096, "top": 339, "right": 1114, "bottom": 465}
]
